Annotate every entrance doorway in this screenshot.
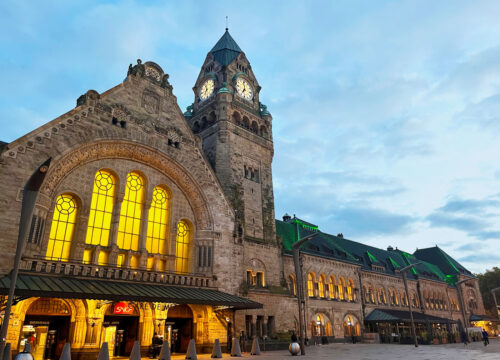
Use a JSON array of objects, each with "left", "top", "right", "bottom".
[
  {"left": 102, "top": 302, "right": 139, "bottom": 357},
  {"left": 21, "top": 299, "right": 71, "bottom": 360},
  {"left": 166, "top": 305, "right": 193, "bottom": 353}
]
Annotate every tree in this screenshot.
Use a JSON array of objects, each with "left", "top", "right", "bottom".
[{"left": 476, "top": 267, "right": 500, "bottom": 316}]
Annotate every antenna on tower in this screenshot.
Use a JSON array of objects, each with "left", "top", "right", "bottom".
[{"left": 226, "top": 16, "right": 228, "bottom": 31}]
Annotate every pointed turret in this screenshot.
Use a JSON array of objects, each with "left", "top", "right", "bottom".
[{"left": 210, "top": 30, "right": 243, "bottom": 66}]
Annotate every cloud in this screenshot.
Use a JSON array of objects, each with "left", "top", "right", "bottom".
[
  {"left": 438, "top": 198, "right": 500, "bottom": 215},
  {"left": 458, "top": 253, "right": 500, "bottom": 264},
  {"left": 426, "top": 212, "right": 486, "bottom": 232}
]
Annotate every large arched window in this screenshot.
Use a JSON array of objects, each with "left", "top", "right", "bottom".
[
  {"left": 85, "top": 170, "right": 115, "bottom": 247},
  {"left": 329, "top": 275, "right": 337, "bottom": 299},
  {"left": 174, "top": 220, "right": 192, "bottom": 273},
  {"left": 146, "top": 186, "right": 169, "bottom": 255},
  {"left": 338, "top": 277, "right": 346, "bottom": 300},
  {"left": 289, "top": 274, "right": 297, "bottom": 296},
  {"left": 46, "top": 194, "right": 78, "bottom": 261},
  {"left": 347, "top": 278, "right": 355, "bottom": 301},
  {"left": 307, "top": 273, "right": 316, "bottom": 297},
  {"left": 318, "top": 274, "right": 326, "bottom": 298},
  {"left": 117, "top": 172, "right": 145, "bottom": 251}
]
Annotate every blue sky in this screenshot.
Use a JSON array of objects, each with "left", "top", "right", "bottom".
[{"left": 2, "top": 0, "right": 500, "bottom": 273}]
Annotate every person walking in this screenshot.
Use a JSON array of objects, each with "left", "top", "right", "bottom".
[
  {"left": 482, "top": 329, "right": 489, "bottom": 346},
  {"left": 460, "top": 330, "right": 469, "bottom": 347}
]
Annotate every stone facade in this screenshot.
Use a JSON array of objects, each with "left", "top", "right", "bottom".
[{"left": 0, "top": 30, "right": 487, "bottom": 357}]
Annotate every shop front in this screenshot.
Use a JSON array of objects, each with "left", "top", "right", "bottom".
[{"left": 0, "top": 273, "right": 262, "bottom": 358}]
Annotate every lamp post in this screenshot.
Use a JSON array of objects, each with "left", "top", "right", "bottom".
[
  {"left": 0, "top": 158, "right": 51, "bottom": 360},
  {"left": 491, "top": 287, "right": 500, "bottom": 321},
  {"left": 292, "top": 234, "right": 317, "bottom": 356},
  {"left": 455, "top": 277, "right": 474, "bottom": 342},
  {"left": 400, "top": 263, "right": 421, "bottom": 347}
]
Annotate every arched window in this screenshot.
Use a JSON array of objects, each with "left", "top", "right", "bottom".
[
  {"left": 369, "top": 285, "right": 375, "bottom": 303},
  {"left": 86, "top": 170, "right": 115, "bottom": 247},
  {"left": 318, "top": 274, "right": 326, "bottom": 298},
  {"left": 307, "top": 273, "right": 316, "bottom": 297},
  {"left": 338, "top": 277, "right": 346, "bottom": 300},
  {"left": 175, "top": 220, "right": 192, "bottom": 273},
  {"left": 289, "top": 274, "right": 297, "bottom": 296},
  {"left": 329, "top": 276, "right": 337, "bottom": 299},
  {"left": 343, "top": 315, "right": 360, "bottom": 337},
  {"left": 117, "top": 172, "right": 145, "bottom": 251},
  {"left": 347, "top": 278, "right": 354, "bottom": 301},
  {"left": 46, "top": 194, "right": 78, "bottom": 261},
  {"left": 146, "top": 186, "right": 169, "bottom": 255}
]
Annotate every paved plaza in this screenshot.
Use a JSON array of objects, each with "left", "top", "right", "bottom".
[{"left": 162, "top": 340, "right": 500, "bottom": 360}]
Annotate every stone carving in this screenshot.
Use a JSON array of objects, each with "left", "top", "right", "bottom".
[
  {"left": 111, "top": 104, "right": 130, "bottom": 121},
  {"left": 145, "top": 66, "right": 161, "bottom": 82},
  {"left": 142, "top": 90, "right": 160, "bottom": 114},
  {"left": 39, "top": 141, "right": 213, "bottom": 230},
  {"left": 128, "top": 59, "right": 145, "bottom": 77},
  {"left": 161, "top": 74, "right": 173, "bottom": 92}
]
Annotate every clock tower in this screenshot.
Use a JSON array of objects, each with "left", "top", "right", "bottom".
[{"left": 185, "top": 29, "right": 276, "bottom": 244}]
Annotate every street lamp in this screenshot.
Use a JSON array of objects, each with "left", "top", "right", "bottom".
[
  {"left": 400, "top": 262, "right": 421, "bottom": 347},
  {"left": 455, "top": 277, "right": 475, "bottom": 342},
  {"left": 292, "top": 234, "right": 317, "bottom": 356},
  {"left": 490, "top": 287, "right": 500, "bottom": 321},
  {"left": 0, "top": 158, "right": 51, "bottom": 360}
]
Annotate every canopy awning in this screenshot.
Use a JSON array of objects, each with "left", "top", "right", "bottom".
[
  {"left": 470, "top": 314, "right": 499, "bottom": 322},
  {"left": 365, "top": 308, "right": 456, "bottom": 323},
  {"left": 0, "top": 273, "right": 262, "bottom": 310}
]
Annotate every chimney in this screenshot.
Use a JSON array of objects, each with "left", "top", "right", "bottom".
[
  {"left": 337, "top": 233, "right": 343, "bottom": 238},
  {"left": 282, "top": 213, "right": 291, "bottom": 222},
  {"left": 387, "top": 246, "right": 394, "bottom": 251}
]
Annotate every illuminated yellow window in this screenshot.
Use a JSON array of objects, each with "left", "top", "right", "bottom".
[
  {"left": 147, "top": 257, "right": 155, "bottom": 270},
  {"left": 116, "top": 253, "right": 125, "bottom": 267},
  {"left": 289, "top": 274, "right": 296, "bottom": 296},
  {"left": 158, "top": 259, "right": 166, "bottom": 272},
  {"left": 348, "top": 278, "right": 354, "bottom": 301},
  {"left": 338, "top": 277, "right": 345, "bottom": 300},
  {"left": 318, "top": 275, "right": 326, "bottom": 298},
  {"left": 46, "top": 194, "right": 78, "bottom": 261},
  {"left": 83, "top": 249, "right": 92, "bottom": 264},
  {"left": 146, "top": 186, "right": 169, "bottom": 254},
  {"left": 329, "top": 276, "right": 336, "bottom": 298},
  {"left": 117, "top": 172, "right": 144, "bottom": 251},
  {"left": 174, "top": 220, "right": 192, "bottom": 273},
  {"left": 85, "top": 170, "right": 115, "bottom": 247},
  {"left": 307, "top": 273, "right": 315, "bottom": 297},
  {"left": 130, "top": 255, "right": 139, "bottom": 269},
  {"left": 98, "top": 250, "right": 109, "bottom": 266}
]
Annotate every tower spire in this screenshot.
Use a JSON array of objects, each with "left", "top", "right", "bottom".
[{"left": 225, "top": 16, "right": 228, "bottom": 31}]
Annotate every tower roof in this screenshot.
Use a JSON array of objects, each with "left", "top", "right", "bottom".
[{"left": 210, "top": 30, "right": 242, "bottom": 66}]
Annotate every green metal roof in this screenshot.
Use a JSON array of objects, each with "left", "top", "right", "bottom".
[
  {"left": 413, "top": 246, "right": 472, "bottom": 276},
  {"left": 0, "top": 273, "right": 262, "bottom": 309},
  {"left": 210, "top": 30, "right": 242, "bottom": 66},
  {"left": 276, "top": 218, "right": 465, "bottom": 284}
]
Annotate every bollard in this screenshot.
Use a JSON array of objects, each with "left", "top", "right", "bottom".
[
  {"left": 185, "top": 339, "right": 197, "bottom": 360},
  {"left": 3, "top": 343, "right": 11, "bottom": 360},
  {"left": 97, "top": 342, "right": 109, "bottom": 360},
  {"left": 59, "top": 343, "right": 71, "bottom": 360},
  {"left": 230, "top": 338, "right": 241, "bottom": 357},
  {"left": 250, "top": 337, "right": 261, "bottom": 355},
  {"left": 129, "top": 341, "right": 141, "bottom": 360},
  {"left": 158, "top": 340, "right": 171, "bottom": 360},
  {"left": 210, "top": 339, "right": 222, "bottom": 358}
]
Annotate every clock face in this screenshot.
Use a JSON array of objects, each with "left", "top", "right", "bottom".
[
  {"left": 200, "top": 79, "right": 215, "bottom": 101},
  {"left": 236, "top": 78, "right": 253, "bottom": 100}
]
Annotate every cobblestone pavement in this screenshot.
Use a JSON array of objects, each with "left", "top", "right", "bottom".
[{"left": 162, "top": 339, "right": 500, "bottom": 359}]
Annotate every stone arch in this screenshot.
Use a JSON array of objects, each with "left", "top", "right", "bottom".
[
  {"left": 232, "top": 111, "right": 241, "bottom": 125},
  {"left": 242, "top": 116, "right": 249, "bottom": 129},
  {"left": 192, "top": 121, "right": 200, "bottom": 133},
  {"left": 343, "top": 313, "right": 360, "bottom": 337},
  {"left": 207, "top": 111, "right": 216, "bottom": 124},
  {"left": 260, "top": 125, "right": 268, "bottom": 138},
  {"left": 250, "top": 121, "right": 259, "bottom": 134},
  {"left": 38, "top": 141, "right": 214, "bottom": 231},
  {"left": 310, "top": 312, "right": 333, "bottom": 337}
]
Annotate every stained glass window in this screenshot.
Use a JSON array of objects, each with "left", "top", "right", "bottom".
[
  {"left": 146, "top": 186, "right": 169, "bottom": 254},
  {"left": 85, "top": 170, "right": 115, "bottom": 247},
  {"left": 116, "top": 172, "right": 144, "bottom": 251},
  {"left": 46, "top": 194, "right": 78, "bottom": 261},
  {"left": 174, "top": 220, "right": 191, "bottom": 273}
]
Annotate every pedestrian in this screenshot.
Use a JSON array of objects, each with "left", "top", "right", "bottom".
[
  {"left": 460, "top": 330, "right": 468, "bottom": 347},
  {"left": 291, "top": 332, "right": 298, "bottom": 343},
  {"left": 151, "top": 332, "right": 161, "bottom": 358},
  {"left": 481, "top": 329, "right": 489, "bottom": 346}
]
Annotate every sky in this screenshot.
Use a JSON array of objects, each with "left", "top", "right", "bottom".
[{"left": 1, "top": 0, "right": 500, "bottom": 273}]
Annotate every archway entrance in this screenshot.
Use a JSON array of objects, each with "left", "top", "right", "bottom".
[
  {"left": 165, "top": 305, "right": 193, "bottom": 353},
  {"left": 103, "top": 302, "right": 139, "bottom": 357},
  {"left": 22, "top": 298, "right": 71, "bottom": 360},
  {"left": 343, "top": 314, "right": 360, "bottom": 337},
  {"left": 310, "top": 313, "right": 332, "bottom": 337}
]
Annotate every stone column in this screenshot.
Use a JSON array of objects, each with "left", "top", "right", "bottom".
[
  {"left": 139, "top": 200, "right": 152, "bottom": 268},
  {"left": 72, "top": 316, "right": 87, "bottom": 348}
]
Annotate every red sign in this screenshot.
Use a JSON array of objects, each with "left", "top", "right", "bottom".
[{"left": 114, "top": 302, "right": 134, "bottom": 315}]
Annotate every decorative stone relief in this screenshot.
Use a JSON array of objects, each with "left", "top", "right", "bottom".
[
  {"left": 145, "top": 67, "right": 161, "bottom": 82},
  {"left": 142, "top": 90, "right": 160, "bottom": 114}
]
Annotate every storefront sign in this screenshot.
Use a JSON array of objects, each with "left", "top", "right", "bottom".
[
  {"left": 27, "top": 320, "right": 50, "bottom": 326},
  {"left": 113, "top": 302, "right": 134, "bottom": 315},
  {"left": 103, "top": 320, "right": 120, "bottom": 326}
]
